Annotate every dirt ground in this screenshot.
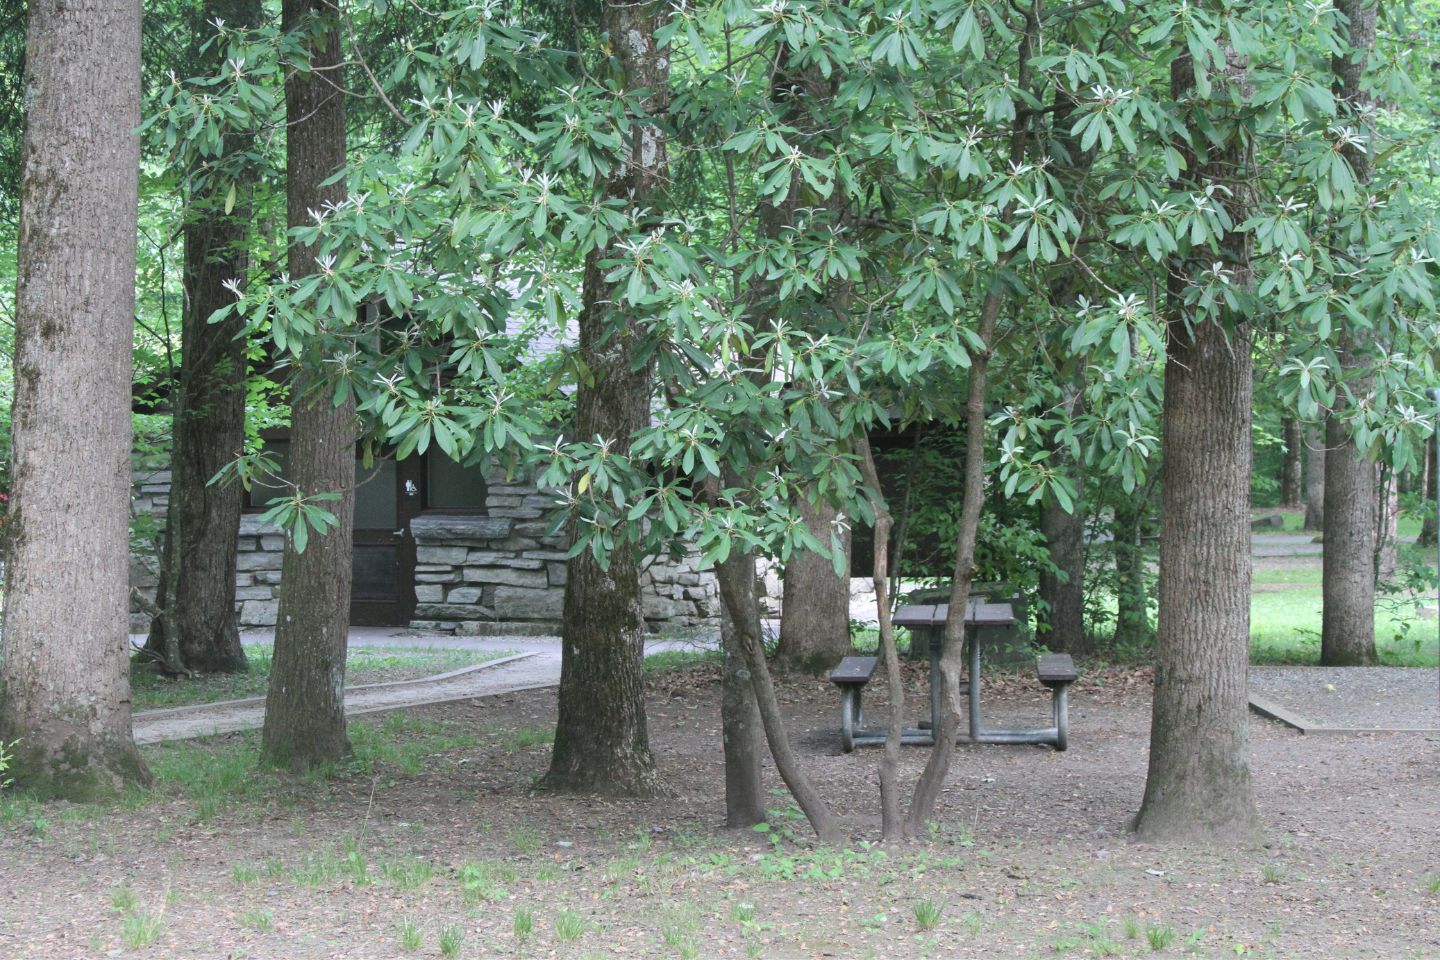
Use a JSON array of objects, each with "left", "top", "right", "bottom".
[{"left": 1, "top": 664, "right": 1437, "bottom": 960}]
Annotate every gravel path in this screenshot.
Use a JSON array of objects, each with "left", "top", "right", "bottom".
[{"left": 1250, "top": 666, "right": 1440, "bottom": 731}]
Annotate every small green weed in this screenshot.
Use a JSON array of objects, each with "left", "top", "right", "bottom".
[
  {"left": 110, "top": 887, "right": 139, "bottom": 914},
  {"left": 1424, "top": 873, "right": 1440, "bottom": 894},
  {"left": 439, "top": 924, "right": 465, "bottom": 958},
  {"left": 914, "top": 900, "right": 942, "bottom": 931},
  {"left": 1261, "top": 863, "right": 1284, "bottom": 885},
  {"left": 509, "top": 726, "right": 554, "bottom": 750},
  {"left": 240, "top": 908, "right": 272, "bottom": 933},
  {"left": 1146, "top": 925, "right": 1177, "bottom": 951},
  {"left": 1122, "top": 917, "right": 1140, "bottom": 940},
  {"left": 510, "top": 826, "right": 543, "bottom": 855},
  {"left": 120, "top": 910, "right": 163, "bottom": 948},
  {"left": 555, "top": 909, "right": 586, "bottom": 942},
  {"left": 513, "top": 906, "right": 534, "bottom": 941},
  {"left": 729, "top": 902, "right": 755, "bottom": 925},
  {"left": 382, "top": 857, "right": 434, "bottom": 890},
  {"left": 398, "top": 917, "right": 423, "bottom": 952},
  {"left": 457, "top": 860, "right": 515, "bottom": 903},
  {"left": 231, "top": 864, "right": 258, "bottom": 885}
]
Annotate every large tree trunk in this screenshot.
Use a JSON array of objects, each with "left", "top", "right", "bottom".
[
  {"left": 1038, "top": 460, "right": 1085, "bottom": 653},
  {"left": 1321, "top": 0, "right": 1378, "bottom": 667},
  {"left": 775, "top": 497, "right": 853, "bottom": 675},
  {"left": 715, "top": 550, "right": 768, "bottom": 828},
  {"left": 1133, "top": 46, "right": 1261, "bottom": 844},
  {"left": 259, "top": 0, "right": 356, "bottom": 771},
  {"left": 140, "top": 0, "right": 258, "bottom": 676},
  {"left": 542, "top": 0, "right": 669, "bottom": 797},
  {"left": 1281, "top": 418, "right": 1303, "bottom": 507},
  {"left": 1303, "top": 424, "right": 1325, "bottom": 530},
  {"left": 0, "top": 0, "right": 151, "bottom": 799}
]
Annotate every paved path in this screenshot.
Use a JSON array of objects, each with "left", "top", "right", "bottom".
[
  {"left": 1250, "top": 666, "right": 1440, "bottom": 734},
  {"left": 131, "top": 631, "right": 717, "bottom": 745}
]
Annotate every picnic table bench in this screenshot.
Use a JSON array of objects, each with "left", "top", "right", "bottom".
[{"left": 830, "top": 601, "right": 1077, "bottom": 752}]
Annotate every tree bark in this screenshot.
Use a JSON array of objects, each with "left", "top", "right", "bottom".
[
  {"left": 856, "top": 432, "right": 906, "bottom": 842},
  {"left": 1374, "top": 464, "right": 1397, "bottom": 584},
  {"left": 542, "top": 0, "right": 669, "bottom": 797},
  {"left": 775, "top": 496, "right": 853, "bottom": 675},
  {"left": 1134, "top": 46, "right": 1261, "bottom": 843},
  {"left": 1111, "top": 490, "right": 1152, "bottom": 649},
  {"left": 259, "top": 0, "right": 356, "bottom": 771},
  {"left": 1281, "top": 418, "right": 1303, "bottom": 507},
  {"left": 716, "top": 550, "right": 768, "bottom": 829},
  {"left": 0, "top": 0, "right": 151, "bottom": 799},
  {"left": 1321, "top": 0, "right": 1378, "bottom": 667},
  {"left": 1038, "top": 456, "right": 1085, "bottom": 653},
  {"left": 141, "top": 0, "right": 258, "bottom": 677},
  {"left": 1419, "top": 436, "right": 1437, "bottom": 548},
  {"left": 1303, "top": 424, "right": 1325, "bottom": 530}
]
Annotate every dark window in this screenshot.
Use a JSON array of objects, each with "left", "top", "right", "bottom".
[{"left": 427, "top": 454, "right": 488, "bottom": 511}]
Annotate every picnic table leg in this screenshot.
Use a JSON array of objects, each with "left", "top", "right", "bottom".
[
  {"left": 1053, "top": 683, "right": 1069, "bottom": 752},
  {"left": 839, "top": 687, "right": 857, "bottom": 753}
]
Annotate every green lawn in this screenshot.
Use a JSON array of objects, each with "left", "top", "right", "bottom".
[{"left": 132, "top": 644, "right": 513, "bottom": 711}]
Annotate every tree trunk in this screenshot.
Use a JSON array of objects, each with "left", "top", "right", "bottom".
[
  {"left": 1111, "top": 492, "right": 1152, "bottom": 649},
  {"left": 1038, "top": 458, "right": 1085, "bottom": 653},
  {"left": 1133, "top": 46, "right": 1261, "bottom": 844},
  {"left": 716, "top": 550, "right": 768, "bottom": 829},
  {"left": 0, "top": 0, "right": 151, "bottom": 799},
  {"left": 1321, "top": 0, "right": 1378, "bottom": 667},
  {"left": 140, "top": 0, "right": 258, "bottom": 676},
  {"left": 1303, "top": 424, "right": 1325, "bottom": 530},
  {"left": 1281, "top": 418, "right": 1303, "bottom": 507},
  {"left": 856, "top": 432, "right": 906, "bottom": 842},
  {"left": 259, "top": 0, "right": 356, "bottom": 771},
  {"left": 775, "top": 496, "right": 853, "bottom": 675},
  {"left": 1419, "top": 436, "right": 1437, "bottom": 548},
  {"left": 543, "top": 0, "right": 669, "bottom": 797},
  {"left": 1374, "top": 464, "right": 1397, "bottom": 584}
]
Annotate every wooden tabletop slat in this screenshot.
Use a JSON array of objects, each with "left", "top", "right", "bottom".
[{"left": 891, "top": 601, "right": 1015, "bottom": 629}]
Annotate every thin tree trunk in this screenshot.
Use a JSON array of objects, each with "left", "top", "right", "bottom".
[
  {"left": 1281, "top": 418, "right": 1303, "bottom": 507},
  {"left": 716, "top": 558, "right": 842, "bottom": 844},
  {"left": 1111, "top": 490, "right": 1152, "bottom": 649},
  {"left": 904, "top": 287, "right": 1004, "bottom": 838},
  {"left": 1134, "top": 44, "right": 1260, "bottom": 843},
  {"left": 543, "top": 0, "right": 669, "bottom": 797},
  {"left": 1374, "top": 464, "right": 1397, "bottom": 583},
  {"left": 1321, "top": 0, "right": 1378, "bottom": 667},
  {"left": 775, "top": 496, "right": 853, "bottom": 675},
  {"left": 1419, "top": 436, "right": 1437, "bottom": 548},
  {"left": 0, "top": 0, "right": 151, "bottom": 798},
  {"left": 1038, "top": 449, "right": 1085, "bottom": 653},
  {"left": 856, "top": 432, "right": 905, "bottom": 842},
  {"left": 260, "top": 0, "right": 356, "bottom": 770},
  {"left": 1303, "top": 424, "right": 1325, "bottom": 530},
  {"left": 141, "top": 0, "right": 257, "bottom": 676},
  {"left": 716, "top": 549, "right": 768, "bottom": 829}
]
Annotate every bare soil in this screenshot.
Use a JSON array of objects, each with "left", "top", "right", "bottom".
[{"left": 1, "top": 664, "right": 1437, "bottom": 959}]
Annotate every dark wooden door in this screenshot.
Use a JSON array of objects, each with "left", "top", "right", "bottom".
[{"left": 350, "top": 454, "right": 424, "bottom": 626}]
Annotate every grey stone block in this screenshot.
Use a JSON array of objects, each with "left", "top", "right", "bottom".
[
  {"left": 240, "top": 600, "right": 279, "bottom": 625},
  {"left": 414, "top": 602, "right": 496, "bottom": 620},
  {"left": 237, "top": 551, "right": 283, "bottom": 572},
  {"left": 235, "top": 586, "right": 273, "bottom": 601},
  {"left": 445, "top": 586, "right": 484, "bottom": 604},
  {"left": 411, "top": 515, "right": 512, "bottom": 542},
  {"left": 415, "top": 571, "right": 462, "bottom": 584},
  {"left": 415, "top": 585, "right": 445, "bottom": 602},
  {"left": 462, "top": 566, "right": 549, "bottom": 588},
  {"left": 416, "top": 545, "right": 470, "bottom": 565},
  {"left": 546, "top": 562, "right": 567, "bottom": 586},
  {"left": 464, "top": 550, "right": 544, "bottom": 569},
  {"left": 492, "top": 585, "right": 564, "bottom": 619}
]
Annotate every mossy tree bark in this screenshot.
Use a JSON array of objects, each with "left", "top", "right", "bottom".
[
  {"left": 542, "top": 0, "right": 669, "bottom": 797},
  {"left": 1133, "top": 46, "right": 1261, "bottom": 843},
  {"left": 775, "top": 497, "right": 853, "bottom": 675},
  {"left": 0, "top": 0, "right": 152, "bottom": 799},
  {"left": 1303, "top": 424, "right": 1325, "bottom": 530},
  {"left": 259, "top": 0, "right": 356, "bottom": 771}
]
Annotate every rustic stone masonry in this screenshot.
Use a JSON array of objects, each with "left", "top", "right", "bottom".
[{"left": 129, "top": 464, "right": 722, "bottom": 634}]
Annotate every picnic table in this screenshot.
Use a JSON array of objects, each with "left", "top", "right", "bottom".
[{"left": 830, "top": 600, "right": 1076, "bottom": 752}]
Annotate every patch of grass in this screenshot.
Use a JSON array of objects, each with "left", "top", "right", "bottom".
[
  {"left": 457, "top": 860, "right": 516, "bottom": 903},
  {"left": 120, "top": 910, "right": 163, "bottom": 948},
  {"left": 1261, "top": 863, "right": 1284, "bottom": 885},
  {"left": 729, "top": 902, "right": 755, "bottom": 925},
  {"left": 914, "top": 899, "right": 942, "bottom": 931},
  {"left": 662, "top": 912, "right": 699, "bottom": 958},
  {"left": 1424, "top": 873, "right": 1440, "bottom": 894},
  {"left": 439, "top": 924, "right": 465, "bottom": 958},
  {"left": 554, "top": 909, "right": 586, "bottom": 942},
  {"left": 643, "top": 648, "right": 722, "bottom": 673},
  {"left": 382, "top": 857, "right": 434, "bottom": 890},
  {"left": 240, "top": 908, "right": 272, "bottom": 933},
  {"left": 507, "top": 726, "right": 554, "bottom": 750},
  {"left": 513, "top": 906, "right": 534, "bottom": 941},
  {"left": 398, "top": 917, "right": 423, "bottom": 952},
  {"left": 231, "top": 863, "right": 259, "bottom": 885},
  {"left": 347, "top": 716, "right": 480, "bottom": 777},
  {"left": 510, "top": 825, "right": 544, "bottom": 855},
  {"left": 110, "top": 887, "right": 139, "bottom": 914},
  {"left": 1146, "top": 925, "right": 1178, "bottom": 951}
]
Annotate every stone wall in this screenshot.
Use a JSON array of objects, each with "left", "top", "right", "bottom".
[{"left": 128, "top": 464, "right": 721, "bottom": 635}]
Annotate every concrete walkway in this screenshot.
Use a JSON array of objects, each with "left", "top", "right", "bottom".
[{"left": 130, "top": 629, "right": 715, "bottom": 745}]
